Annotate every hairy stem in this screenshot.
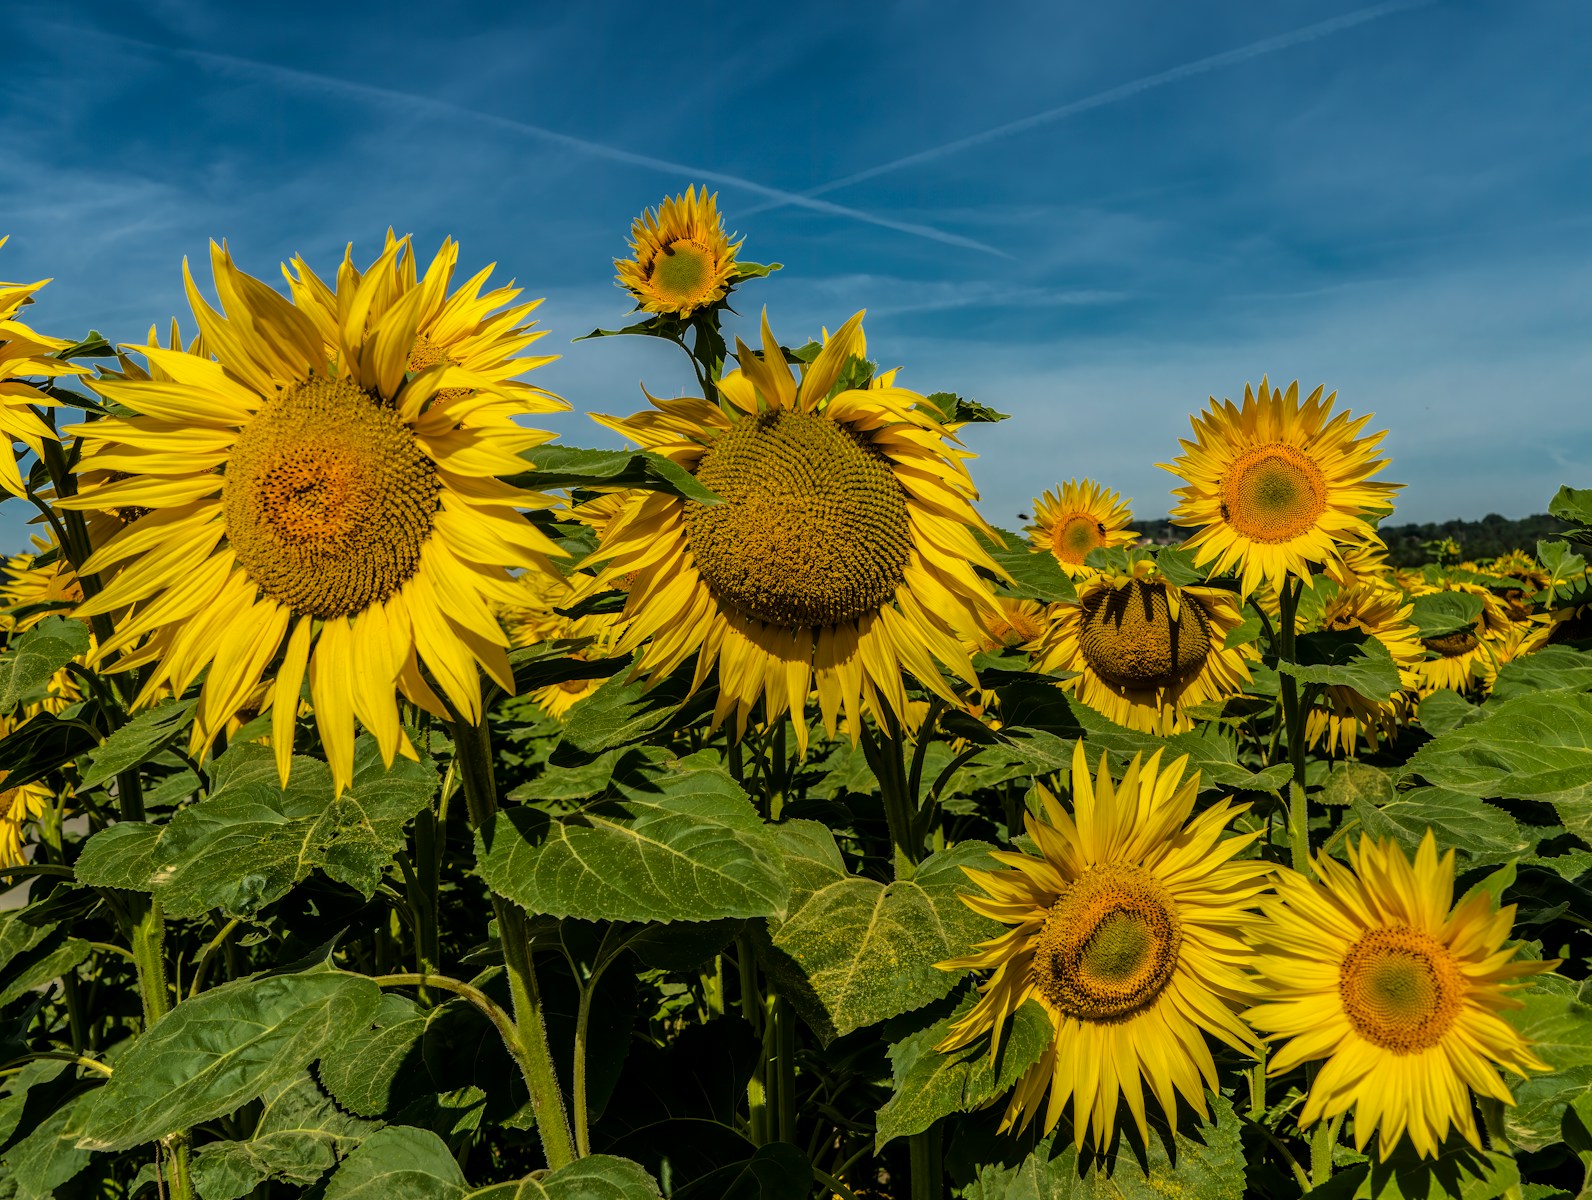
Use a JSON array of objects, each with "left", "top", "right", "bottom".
[{"left": 450, "top": 716, "right": 577, "bottom": 1169}]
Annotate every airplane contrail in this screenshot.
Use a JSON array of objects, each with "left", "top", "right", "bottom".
[
  {"left": 32, "top": 21, "right": 1010, "bottom": 259},
  {"left": 743, "top": 0, "right": 1436, "bottom": 215}
]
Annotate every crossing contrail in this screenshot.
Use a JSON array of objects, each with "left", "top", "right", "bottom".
[{"left": 742, "top": 0, "right": 1436, "bottom": 215}]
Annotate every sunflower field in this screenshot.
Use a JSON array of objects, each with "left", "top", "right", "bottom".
[{"left": 1, "top": 192, "right": 1590, "bottom": 1200}]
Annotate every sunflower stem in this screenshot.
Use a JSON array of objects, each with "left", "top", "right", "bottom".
[
  {"left": 450, "top": 716, "right": 577, "bottom": 1170},
  {"left": 1310, "top": 1113, "right": 1342, "bottom": 1187},
  {"left": 737, "top": 933, "right": 769, "bottom": 1143},
  {"left": 863, "top": 715, "right": 920, "bottom": 879},
  {"left": 1276, "top": 577, "right": 1312, "bottom": 875},
  {"left": 909, "top": 1123, "right": 943, "bottom": 1200}
]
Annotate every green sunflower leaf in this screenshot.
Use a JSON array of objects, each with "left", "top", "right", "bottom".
[
  {"left": 1309, "top": 1144, "right": 1522, "bottom": 1199},
  {"left": 1, "top": 1089, "right": 96, "bottom": 1200},
  {"left": 78, "top": 695, "right": 198, "bottom": 789},
  {"left": 322, "top": 1126, "right": 663, "bottom": 1200},
  {"left": 1319, "top": 760, "right": 1397, "bottom": 808},
  {"left": 0, "top": 616, "right": 89, "bottom": 715},
  {"left": 755, "top": 823, "right": 1001, "bottom": 1043},
  {"left": 0, "top": 706, "right": 98, "bottom": 789},
  {"left": 979, "top": 528, "right": 1077, "bottom": 604},
  {"left": 875, "top": 997, "right": 1052, "bottom": 1149},
  {"left": 0, "top": 911, "right": 89, "bottom": 1010},
  {"left": 1486, "top": 644, "right": 1592, "bottom": 703},
  {"left": 510, "top": 445, "right": 722, "bottom": 507},
  {"left": 477, "top": 763, "right": 788, "bottom": 923},
  {"left": 1406, "top": 590, "right": 1484, "bottom": 640},
  {"left": 1276, "top": 629, "right": 1402, "bottom": 701},
  {"left": 72, "top": 970, "right": 379, "bottom": 1152},
  {"left": 1350, "top": 787, "right": 1538, "bottom": 868},
  {"left": 954, "top": 1093, "right": 1246, "bottom": 1200},
  {"left": 1503, "top": 974, "right": 1592, "bottom": 1154},
  {"left": 1405, "top": 690, "right": 1592, "bottom": 841},
  {"left": 74, "top": 736, "right": 438, "bottom": 919},
  {"left": 189, "top": 1073, "right": 375, "bottom": 1200}
]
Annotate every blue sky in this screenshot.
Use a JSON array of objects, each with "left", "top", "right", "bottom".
[{"left": 4, "top": 0, "right": 1591, "bottom": 552}]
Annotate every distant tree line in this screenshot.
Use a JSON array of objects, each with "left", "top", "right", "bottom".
[{"left": 1126, "top": 512, "right": 1572, "bottom": 567}]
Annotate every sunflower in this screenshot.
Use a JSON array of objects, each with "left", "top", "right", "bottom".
[
  {"left": 1408, "top": 582, "right": 1512, "bottom": 696},
  {"left": 0, "top": 757, "right": 50, "bottom": 870},
  {"left": 0, "top": 539, "right": 84, "bottom": 632},
  {"left": 1031, "top": 558, "right": 1256, "bottom": 735},
  {"left": 938, "top": 742, "right": 1269, "bottom": 1149},
  {"left": 1026, "top": 480, "right": 1136, "bottom": 575},
  {"left": 1487, "top": 550, "right": 1549, "bottom": 623},
  {"left": 587, "top": 312, "right": 1004, "bottom": 749},
  {"left": 1247, "top": 832, "right": 1552, "bottom": 1160},
  {"left": 1304, "top": 582, "right": 1422, "bottom": 757},
  {"left": 0, "top": 239, "right": 88, "bottom": 498},
  {"left": 502, "top": 568, "right": 624, "bottom": 719},
  {"left": 62, "top": 238, "right": 566, "bottom": 791},
  {"left": 1162, "top": 378, "right": 1400, "bottom": 597},
  {"left": 972, "top": 596, "right": 1049, "bottom": 655},
  {"left": 614, "top": 187, "right": 743, "bottom": 318}
]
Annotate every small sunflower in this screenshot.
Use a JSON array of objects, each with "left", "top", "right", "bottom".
[
  {"left": 1162, "top": 378, "right": 1400, "bottom": 597},
  {"left": 938, "top": 742, "right": 1269, "bottom": 1149},
  {"left": 1487, "top": 550, "right": 1549, "bottom": 623},
  {"left": 615, "top": 187, "right": 743, "bottom": 318},
  {"left": 0, "top": 238, "right": 88, "bottom": 498},
  {"left": 587, "top": 312, "right": 1004, "bottom": 749},
  {"left": 1304, "top": 582, "right": 1422, "bottom": 757},
  {"left": 0, "top": 757, "right": 50, "bottom": 869},
  {"left": 1032, "top": 559, "right": 1256, "bottom": 735},
  {"left": 63, "top": 238, "right": 567, "bottom": 791},
  {"left": 1247, "top": 832, "right": 1552, "bottom": 1160},
  {"left": 972, "top": 596, "right": 1049, "bottom": 655},
  {"left": 1408, "top": 581, "right": 1512, "bottom": 696},
  {"left": 0, "top": 539, "right": 84, "bottom": 632},
  {"left": 1026, "top": 480, "right": 1136, "bottom": 575}
]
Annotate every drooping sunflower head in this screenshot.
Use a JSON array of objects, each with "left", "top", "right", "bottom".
[
  {"left": 1032, "top": 558, "right": 1256, "bottom": 734},
  {"left": 1026, "top": 480, "right": 1136, "bottom": 575},
  {"left": 1247, "top": 832, "right": 1553, "bottom": 1161},
  {"left": 1485, "top": 549, "right": 1550, "bottom": 622},
  {"left": 0, "top": 237, "right": 88, "bottom": 499},
  {"left": 938, "top": 742, "right": 1270, "bottom": 1149},
  {"left": 972, "top": 596, "right": 1049, "bottom": 654},
  {"left": 1304, "top": 581, "right": 1421, "bottom": 756},
  {"left": 64, "top": 237, "right": 567, "bottom": 791},
  {"left": 614, "top": 187, "right": 744, "bottom": 317},
  {"left": 1407, "top": 581, "right": 1512, "bottom": 696},
  {"left": 588, "top": 311, "right": 1005, "bottom": 747},
  {"left": 1161, "top": 378, "right": 1401, "bottom": 597}
]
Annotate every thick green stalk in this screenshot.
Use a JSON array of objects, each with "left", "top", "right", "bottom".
[
  {"left": 909, "top": 1123, "right": 943, "bottom": 1200},
  {"left": 451, "top": 717, "right": 577, "bottom": 1169},
  {"left": 1310, "top": 1113, "right": 1343, "bottom": 1187},
  {"left": 737, "top": 933, "right": 769, "bottom": 1144},
  {"left": 1276, "top": 578, "right": 1312, "bottom": 875},
  {"left": 862, "top": 719, "right": 919, "bottom": 879}
]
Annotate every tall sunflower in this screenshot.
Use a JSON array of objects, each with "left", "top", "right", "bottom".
[
  {"left": 1408, "top": 581, "right": 1511, "bottom": 696},
  {"left": 1247, "top": 832, "right": 1552, "bottom": 1160},
  {"left": 1032, "top": 559, "right": 1256, "bottom": 734},
  {"left": 1304, "top": 581, "right": 1422, "bottom": 757},
  {"left": 0, "top": 238, "right": 88, "bottom": 498},
  {"left": 1161, "top": 378, "right": 1399, "bottom": 597},
  {"left": 62, "top": 238, "right": 566, "bottom": 791},
  {"left": 615, "top": 187, "right": 743, "bottom": 318},
  {"left": 587, "top": 312, "right": 1004, "bottom": 748},
  {"left": 938, "top": 742, "right": 1269, "bottom": 1148},
  {"left": 1026, "top": 480, "right": 1136, "bottom": 575}
]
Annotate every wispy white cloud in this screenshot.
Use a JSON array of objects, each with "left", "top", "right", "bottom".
[{"left": 22, "top": 16, "right": 1010, "bottom": 260}]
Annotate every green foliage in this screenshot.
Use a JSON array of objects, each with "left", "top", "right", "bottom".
[
  {"left": 75, "top": 970, "right": 380, "bottom": 1152},
  {"left": 508, "top": 445, "right": 722, "bottom": 506},
  {"left": 757, "top": 823, "right": 1000, "bottom": 1043},
  {"left": 875, "top": 996, "right": 1052, "bottom": 1149},
  {"left": 478, "top": 762, "right": 788, "bottom": 922},
  {"left": 0, "top": 615, "right": 88, "bottom": 713},
  {"left": 979, "top": 528, "right": 1078, "bottom": 603},
  {"left": 952, "top": 1094, "right": 1248, "bottom": 1199},
  {"left": 75, "top": 737, "right": 439, "bottom": 918},
  {"left": 1276, "top": 629, "right": 1402, "bottom": 701}
]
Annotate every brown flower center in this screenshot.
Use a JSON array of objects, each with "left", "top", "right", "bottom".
[
  {"left": 1220, "top": 443, "right": 1327, "bottom": 543},
  {"left": 1031, "top": 864, "right": 1182, "bottom": 1021},
  {"left": 684, "top": 409, "right": 911, "bottom": 628},
  {"left": 223, "top": 376, "right": 439, "bottom": 618},
  {"left": 1339, "top": 926, "right": 1464, "bottom": 1053},
  {"left": 1078, "top": 580, "right": 1211, "bottom": 689}
]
